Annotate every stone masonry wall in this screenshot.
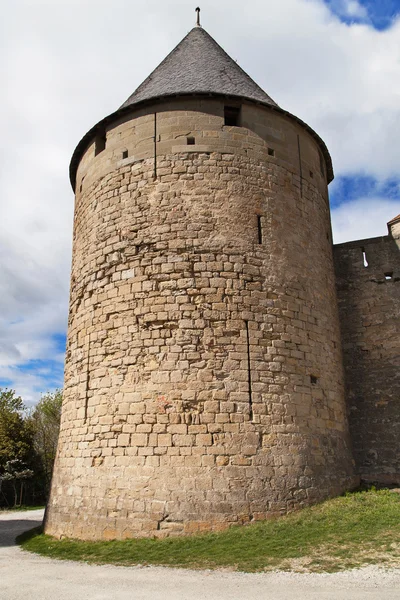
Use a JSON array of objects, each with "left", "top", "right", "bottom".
[
  {"left": 334, "top": 232, "right": 400, "bottom": 484},
  {"left": 46, "top": 100, "right": 356, "bottom": 540}
]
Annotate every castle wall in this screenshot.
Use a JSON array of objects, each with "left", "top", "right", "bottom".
[
  {"left": 46, "top": 99, "right": 356, "bottom": 540},
  {"left": 334, "top": 233, "right": 400, "bottom": 484}
]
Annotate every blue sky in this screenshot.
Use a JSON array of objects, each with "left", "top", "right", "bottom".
[
  {"left": 330, "top": 174, "right": 400, "bottom": 209},
  {"left": 1, "top": 0, "right": 400, "bottom": 405},
  {"left": 325, "top": 0, "right": 400, "bottom": 29}
]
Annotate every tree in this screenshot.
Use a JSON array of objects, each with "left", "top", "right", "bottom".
[
  {"left": 0, "top": 388, "right": 33, "bottom": 472},
  {"left": 0, "top": 388, "right": 62, "bottom": 506},
  {"left": 0, "top": 389, "right": 35, "bottom": 506},
  {"left": 29, "top": 389, "right": 62, "bottom": 492},
  {"left": 1, "top": 459, "right": 33, "bottom": 507}
]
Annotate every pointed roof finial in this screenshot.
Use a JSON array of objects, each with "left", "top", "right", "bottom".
[{"left": 195, "top": 7, "right": 201, "bottom": 27}]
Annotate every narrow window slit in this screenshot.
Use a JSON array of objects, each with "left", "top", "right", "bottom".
[
  {"left": 224, "top": 106, "right": 240, "bottom": 126},
  {"left": 122, "top": 150, "right": 128, "bottom": 159},
  {"left": 385, "top": 272, "right": 393, "bottom": 280},
  {"left": 310, "top": 375, "right": 318, "bottom": 385},
  {"left": 245, "top": 320, "right": 253, "bottom": 421},
  {"left": 94, "top": 132, "right": 106, "bottom": 156},
  {"left": 84, "top": 345, "right": 90, "bottom": 423},
  {"left": 79, "top": 176, "right": 85, "bottom": 193},
  {"left": 257, "top": 215, "right": 263, "bottom": 244},
  {"left": 268, "top": 147, "right": 275, "bottom": 157},
  {"left": 153, "top": 112, "right": 157, "bottom": 180},
  {"left": 187, "top": 137, "right": 195, "bottom": 145},
  {"left": 362, "top": 247, "right": 368, "bottom": 267},
  {"left": 310, "top": 170, "right": 314, "bottom": 178}
]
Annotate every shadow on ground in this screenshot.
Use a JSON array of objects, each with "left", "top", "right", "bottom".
[{"left": 0, "top": 517, "right": 43, "bottom": 547}]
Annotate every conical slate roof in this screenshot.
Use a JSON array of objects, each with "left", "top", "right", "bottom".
[
  {"left": 120, "top": 26, "right": 278, "bottom": 109},
  {"left": 70, "top": 23, "right": 334, "bottom": 189}
]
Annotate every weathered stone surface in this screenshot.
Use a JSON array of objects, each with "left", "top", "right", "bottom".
[
  {"left": 334, "top": 224, "right": 400, "bottom": 485},
  {"left": 45, "top": 99, "right": 357, "bottom": 541}
]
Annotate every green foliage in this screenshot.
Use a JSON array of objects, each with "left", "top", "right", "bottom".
[
  {"left": 0, "top": 389, "right": 33, "bottom": 472},
  {"left": 0, "top": 388, "right": 24, "bottom": 413},
  {"left": 28, "top": 389, "right": 62, "bottom": 491},
  {"left": 18, "top": 489, "right": 400, "bottom": 572},
  {"left": 1, "top": 459, "right": 34, "bottom": 507},
  {"left": 2, "top": 459, "right": 34, "bottom": 481},
  {"left": 0, "top": 388, "right": 62, "bottom": 507},
  {"left": 0, "top": 389, "right": 38, "bottom": 507}
]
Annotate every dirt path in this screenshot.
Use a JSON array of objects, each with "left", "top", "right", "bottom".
[{"left": 1, "top": 509, "right": 400, "bottom": 600}]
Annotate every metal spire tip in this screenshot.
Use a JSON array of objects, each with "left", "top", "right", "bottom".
[{"left": 195, "top": 7, "right": 201, "bottom": 27}]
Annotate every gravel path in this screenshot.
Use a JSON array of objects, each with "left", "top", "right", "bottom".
[{"left": 1, "top": 509, "right": 400, "bottom": 600}]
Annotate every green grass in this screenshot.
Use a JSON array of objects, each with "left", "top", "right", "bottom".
[
  {"left": 1, "top": 505, "right": 45, "bottom": 512},
  {"left": 18, "top": 489, "right": 400, "bottom": 572}
]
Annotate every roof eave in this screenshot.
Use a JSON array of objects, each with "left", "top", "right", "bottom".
[{"left": 388, "top": 213, "right": 400, "bottom": 226}]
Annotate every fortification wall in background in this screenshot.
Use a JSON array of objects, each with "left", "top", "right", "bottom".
[{"left": 334, "top": 224, "right": 400, "bottom": 484}]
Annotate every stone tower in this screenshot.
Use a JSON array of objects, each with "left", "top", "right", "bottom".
[{"left": 46, "top": 20, "right": 357, "bottom": 540}]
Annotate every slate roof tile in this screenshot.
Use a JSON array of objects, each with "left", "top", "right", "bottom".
[{"left": 120, "top": 26, "right": 278, "bottom": 109}]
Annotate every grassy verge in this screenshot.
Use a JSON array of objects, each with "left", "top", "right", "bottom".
[{"left": 18, "top": 489, "right": 400, "bottom": 572}]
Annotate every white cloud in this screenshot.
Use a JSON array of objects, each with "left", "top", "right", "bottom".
[
  {"left": 334, "top": 0, "right": 369, "bottom": 19},
  {"left": 346, "top": 1, "right": 368, "bottom": 18},
  {"left": 234, "top": 2, "right": 400, "bottom": 180},
  {"left": 331, "top": 197, "right": 400, "bottom": 243},
  {"left": 1, "top": 0, "right": 400, "bottom": 403}
]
